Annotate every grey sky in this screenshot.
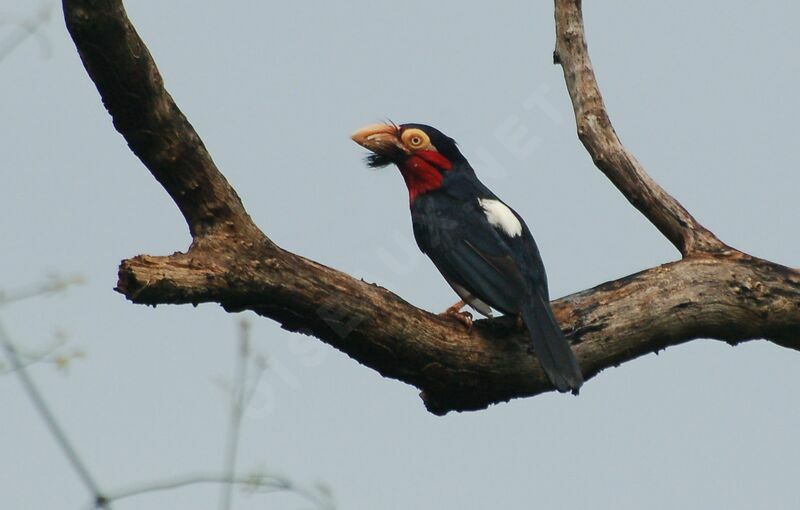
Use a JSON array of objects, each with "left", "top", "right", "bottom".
[{"left": 2, "top": 1, "right": 798, "bottom": 509}]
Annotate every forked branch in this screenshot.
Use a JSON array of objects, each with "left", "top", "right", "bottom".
[{"left": 63, "top": 0, "right": 800, "bottom": 414}]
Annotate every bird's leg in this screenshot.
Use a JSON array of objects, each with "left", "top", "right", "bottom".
[
  {"left": 515, "top": 314, "right": 525, "bottom": 331},
  {"left": 439, "top": 300, "right": 473, "bottom": 331},
  {"left": 443, "top": 299, "right": 465, "bottom": 315}
]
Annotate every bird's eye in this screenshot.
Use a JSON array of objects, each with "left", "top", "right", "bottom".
[{"left": 401, "top": 128, "right": 430, "bottom": 150}]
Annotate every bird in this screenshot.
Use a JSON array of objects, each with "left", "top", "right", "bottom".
[{"left": 351, "top": 122, "right": 583, "bottom": 393}]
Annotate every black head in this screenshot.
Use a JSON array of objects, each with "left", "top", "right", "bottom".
[
  {"left": 397, "top": 123, "right": 465, "bottom": 165},
  {"left": 351, "top": 122, "right": 466, "bottom": 168}
]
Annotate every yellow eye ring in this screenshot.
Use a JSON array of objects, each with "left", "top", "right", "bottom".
[{"left": 401, "top": 128, "right": 430, "bottom": 150}]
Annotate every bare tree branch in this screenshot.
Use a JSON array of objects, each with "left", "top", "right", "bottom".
[
  {"left": 62, "top": 0, "right": 259, "bottom": 239},
  {"left": 552, "top": 0, "right": 728, "bottom": 257},
  {"left": 114, "top": 250, "right": 800, "bottom": 414},
  {"left": 62, "top": 0, "right": 800, "bottom": 415}
]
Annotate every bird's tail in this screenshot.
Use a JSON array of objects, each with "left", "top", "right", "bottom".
[{"left": 520, "top": 293, "right": 583, "bottom": 394}]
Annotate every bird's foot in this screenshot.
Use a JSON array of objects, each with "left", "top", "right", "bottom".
[
  {"left": 442, "top": 299, "right": 466, "bottom": 315},
  {"left": 439, "top": 300, "right": 473, "bottom": 331},
  {"left": 443, "top": 310, "right": 474, "bottom": 331}
]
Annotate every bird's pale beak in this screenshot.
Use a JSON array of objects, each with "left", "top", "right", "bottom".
[{"left": 350, "top": 123, "right": 409, "bottom": 158}]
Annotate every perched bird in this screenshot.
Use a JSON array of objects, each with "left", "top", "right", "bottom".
[{"left": 351, "top": 122, "right": 583, "bottom": 393}]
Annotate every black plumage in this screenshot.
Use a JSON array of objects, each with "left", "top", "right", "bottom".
[
  {"left": 412, "top": 170, "right": 583, "bottom": 393},
  {"left": 352, "top": 122, "right": 583, "bottom": 393}
]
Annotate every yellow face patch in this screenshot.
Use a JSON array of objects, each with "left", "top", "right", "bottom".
[{"left": 401, "top": 128, "right": 432, "bottom": 152}]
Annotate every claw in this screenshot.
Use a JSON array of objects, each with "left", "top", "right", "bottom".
[
  {"left": 451, "top": 310, "right": 473, "bottom": 331},
  {"left": 439, "top": 300, "right": 473, "bottom": 331}
]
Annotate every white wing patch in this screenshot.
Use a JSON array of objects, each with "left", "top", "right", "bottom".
[
  {"left": 445, "top": 278, "right": 494, "bottom": 317},
  {"left": 478, "top": 198, "right": 522, "bottom": 238}
]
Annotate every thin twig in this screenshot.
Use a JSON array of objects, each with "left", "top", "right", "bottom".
[
  {"left": 218, "top": 319, "right": 251, "bottom": 510},
  {"left": 0, "top": 274, "right": 85, "bottom": 305},
  {"left": 0, "top": 317, "right": 109, "bottom": 508},
  {"left": 101, "top": 470, "right": 333, "bottom": 509},
  {"left": 243, "top": 353, "right": 268, "bottom": 409},
  {"left": 0, "top": 338, "right": 67, "bottom": 375},
  {"left": 0, "top": 4, "right": 53, "bottom": 61}
]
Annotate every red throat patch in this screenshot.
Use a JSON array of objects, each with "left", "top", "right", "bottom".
[{"left": 398, "top": 151, "right": 452, "bottom": 203}]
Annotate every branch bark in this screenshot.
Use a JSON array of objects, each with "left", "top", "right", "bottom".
[{"left": 63, "top": 0, "right": 800, "bottom": 414}]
